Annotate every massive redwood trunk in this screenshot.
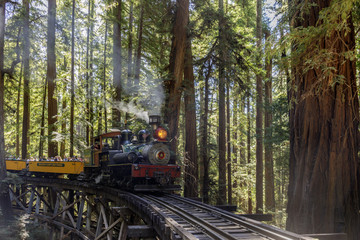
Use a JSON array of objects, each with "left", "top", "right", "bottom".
[
  {"left": 47, "top": 0, "right": 58, "bottom": 157},
  {"left": 264, "top": 29, "right": 274, "bottom": 212},
  {"left": 0, "top": 0, "right": 13, "bottom": 220},
  {"left": 287, "top": 1, "right": 360, "bottom": 238},
  {"left": 69, "top": 0, "right": 75, "bottom": 157},
  {"left": 22, "top": 0, "right": 31, "bottom": 160},
  {"left": 217, "top": 0, "right": 226, "bottom": 206},
  {"left": 184, "top": 38, "right": 198, "bottom": 198},
  {"left": 164, "top": 0, "right": 189, "bottom": 154},
  {"left": 255, "top": 0, "right": 263, "bottom": 214},
  {"left": 112, "top": 0, "right": 122, "bottom": 128}
]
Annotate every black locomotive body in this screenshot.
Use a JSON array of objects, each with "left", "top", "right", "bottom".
[{"left": 82, "top": 117, "right": 180, "bottom": 191}]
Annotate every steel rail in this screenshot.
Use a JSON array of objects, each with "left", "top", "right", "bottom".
[
  {"left": 144, "top": 194, "right": 248, "bottom": 240},
  {"left": 167, "top": 194, "right": 314, "bottom": 240},
  {"left": 119, "top": 191, "right": 198, "bottom": 240}
]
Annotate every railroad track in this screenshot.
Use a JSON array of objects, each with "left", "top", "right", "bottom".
[
  {"left": 19, "top": 177, "right": 314, "bottom": 240},
  {"left": 141, "top": 193, "right": 314, "bottom": 240}
]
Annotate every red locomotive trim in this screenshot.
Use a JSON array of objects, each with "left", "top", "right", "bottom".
[{"left": 132, "top": 164, "right": 181, "bottom": 178}]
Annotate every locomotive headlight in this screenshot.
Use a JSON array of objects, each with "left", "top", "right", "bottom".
[
  {"left": 156, "top": 151, "right": 166, "bottom": 160},
  {"left": 155, "top": 127, "right": 168, "bottom": 141}
]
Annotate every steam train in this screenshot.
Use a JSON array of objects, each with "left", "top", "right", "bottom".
[{"left": 5, "top": 115, "right": 181, "bottom": 192}]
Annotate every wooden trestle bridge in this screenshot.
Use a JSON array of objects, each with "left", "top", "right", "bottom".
[{"left": 8, "top": 177, "right": 314, "bottom": 240}]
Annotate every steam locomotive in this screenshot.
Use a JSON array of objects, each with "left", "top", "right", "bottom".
[{"left": 5, "top": 115, "right": 181, "bottom": 192}]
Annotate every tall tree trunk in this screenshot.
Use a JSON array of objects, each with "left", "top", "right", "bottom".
[
  {"left": 15, "top": 62, "right": 23, "bottom": 157},
  {"left": 201, "top": 62, "right": 211, "bottom": 204},
  {"left": 112, "top": 0, "right": 122, "bottom": 128},
  {"left": 39, "top": 79, "right": 47, "bottom": 158},
  {"left": 255, "top": 0, "right": 263, "bottom": 214},
  {"left": 47, "top": 0, "right": 58, "bottom": 157},
  {"left": 85, "top": 0, "right": 92, "bottom": 146},
  {"left": 127, "top": 0, "right": 133, "bottom": 91},
  {"left": 164, "top": 0, "right": 189, "bottom": 155},
  {"left": 21, "top": 0, "right": 31, "bottom": 160},
  {"left": 89, "top": 1, "right": 94, "bottom": 144},
  {"left": 287, "top": 1, "right": 360, "bottom": 238},
  {"left": 70, "top": 0, "right": 75, "bottom": 157},
  {"left": 103, "top": 21, "right": 108, "bottom": 133},
  {"left": 60, "top": 56, "right": 67, "bottom": 158},
  {"left": 217, "top": 0, "right": 226, "bottom": 206},
  {"left": 0, "top": 0, "right": 13, "bottom": 220},
  {"left": 264, "top": 29, "right": 274, "bottom": 212},
  {"left": 184, "top": 37, "right": 198, "bottom": 198},
  {"left": 232, "top": 95, "right": 238, "bottom": 207},
  {"left": 247, "top": 91, "right": 252, "bottom": 214},
  {"left": 226, "top": 82, "right": 232, "bottom": 205},
  {"left": 134, "top": 1, "right": 143, "bottom": 88},
  {"left": 60, "top": 93, "right": 66, "bottom": 158}
]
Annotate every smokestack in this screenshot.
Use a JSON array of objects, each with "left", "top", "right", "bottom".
[{"left": 149, "top": 115, "right": 161, "bottom": 130}]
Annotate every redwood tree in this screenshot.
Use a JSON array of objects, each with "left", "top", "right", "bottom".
[
  {"left": 47, "top": 0, "right": 58, "bottom": 157},
  {"left": 0, "top": 0, "right": 13, "bottom": 220},
  {"left": 217, "top": 0, "right": 226, "bottom": 206},
  {"left": 112, "top": 0, "right": 122, "bottom": 128},
  {"left": 184, "top": 37, "right": 198, "bottom": 198},
  {"left": 69, "top": 0, "right": 75, "bottom": 157},
  {"left": 164, "top": 0, "right": 189, "bottom": 154},
  {"left": 287, "top": 1, "right": 360, "bottom": 238},
  {"left": 264, "top": 29, "right": 274, "bottom": 212},
  {"left": 21, "top": 0, "right": 30, "bottom": 159},
  {"left": 255, "top": 0, "right": 263, "bottom": 214}
]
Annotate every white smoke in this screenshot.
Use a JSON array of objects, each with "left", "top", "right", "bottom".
[
  {"left": 117, "top": 75, "right": 165, "bottom": 120},
  {"left": 113, "top": 100, "right": 149, "bottom": 122}
]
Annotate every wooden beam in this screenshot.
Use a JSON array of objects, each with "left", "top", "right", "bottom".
[
  {"left": 127, "top": 225, "right": 154, "bottom": 238},
  {"left": 302, "top": 233, "right": 347, "bottom": 240},
  {"left": 238, "top": 214, "right": 273, "bottom": 221},
  {"left": 215, "top": 205, "right": 237, "bottom": 212},
  {"left": 95, "top": 218, "right": 122, "bottom": 240},
  {"left": 27, "top": 188, "right": 35, "bottom": 213},
  {"left": 76, "top": 198, "right": 85, "bottom": 230},
  {"left": 9, "top": 188, "right": 27, "bottom": 211}
]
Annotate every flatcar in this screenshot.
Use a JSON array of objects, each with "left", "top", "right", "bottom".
[{"left": 5, "top": 115, "right": 181, "bottom": 192}]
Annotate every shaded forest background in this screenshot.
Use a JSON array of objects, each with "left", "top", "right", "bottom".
[{"left": 0, "top": 0, "right": 359, "bottom": 237}]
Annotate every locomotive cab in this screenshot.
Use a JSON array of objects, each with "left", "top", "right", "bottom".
[{"left": 84, "top": 131, "right": 123, "bottom": 167}]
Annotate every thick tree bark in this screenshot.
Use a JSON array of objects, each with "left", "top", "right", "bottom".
[
  {"left": 60, "top": 93, "right": 66, "bottom": 158},
  {"left": 89, "top": 2, "right": 94, "bottom": 143},
  {"left": 226, "top": 83, "right": 232, "bottom": 205},
  {"left": 255, "top": 0, "right": 263, "bottom": 214},
  {"left": 127, "top": 1, "right": 133, "bottom": 91},
  {"left": 47, "top": 0, "right": 58, "bottom": 157},
  {"left": 287, "top": 1, "right": 360, "bottom": 238},
  {"left": 134, "top": 2, "right": 143, "bottom": 88},
  {"left": 0, "top": 0, "right": 13, "bottom": 220},
  {"left": 85, "top": 0, "right": 92, "bottom": 146},
  {"left": 60, "top": 56, "right": 67, "bottom": 158},
  {"left": 183, "top": 38, "right": 198, "bottom": 198},
  {"left": 15, "top": 62, "right": 23, "bottom": 157},
  {"left": 103, "top": 21, "right": 108, "bottom": 133},
  {"left": 21, "top": 0, "right": 31, "bottom": 160},
  {"left": 39, "top": 79, "right": 47, "bottom": 158},
  {"left": 217, "top": 0, "right": 226, "bottom": 206},
  {"left": 201, "top": 62, "right": 211, "bottom": 204},
  {"left": 164, "top": 0, "right": 189, "bottom": 154},
  {"left": 247, "top": 91, "right": 252, "bottom": 214},
  {"left": 112, "top": 0, "right": 122, "bottom": 128},
  {"left": 264, "top": 30, "right": 274, "bottom": 212},
  {"left": 70, "top": 0, "right": 75, "bottom": 157},
  {"left": 232, "top": 95, "right": 238, "bottom": 207}
]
